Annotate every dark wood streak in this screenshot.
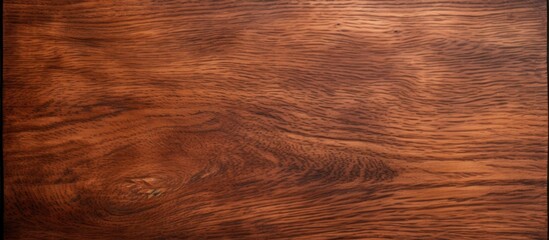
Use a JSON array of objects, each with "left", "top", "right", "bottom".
[{"left": 3, "top": 0, "right": 547, "bottom": 239}]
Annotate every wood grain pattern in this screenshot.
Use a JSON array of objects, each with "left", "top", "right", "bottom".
[{"left": 3, "top": 0, "right": 548, "bottom": 239}]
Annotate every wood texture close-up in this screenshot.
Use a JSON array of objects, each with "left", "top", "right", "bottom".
[{"left": 2, "top": 0, "right": 548, "bottom": 239}]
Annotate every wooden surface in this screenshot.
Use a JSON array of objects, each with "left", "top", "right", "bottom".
[{"left": 3, "top": 0, "right": 548, "bottom": 239}]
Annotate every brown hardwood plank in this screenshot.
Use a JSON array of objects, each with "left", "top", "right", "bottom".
[{"left": 3, "top": 0, "right": 547, "bottom": 239}]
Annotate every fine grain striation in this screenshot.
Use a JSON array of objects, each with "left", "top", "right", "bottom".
[{"left": 3, "top": 0, "right": 548, "bottom": 239}]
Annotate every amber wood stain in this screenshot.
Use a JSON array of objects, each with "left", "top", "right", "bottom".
[{"left": 2, "top": 0, "right": 548, "bottom": 239}]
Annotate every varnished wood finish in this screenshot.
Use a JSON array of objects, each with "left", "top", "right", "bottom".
[{"left": 3, "top": 1, "right": 548, "bottom": 239}]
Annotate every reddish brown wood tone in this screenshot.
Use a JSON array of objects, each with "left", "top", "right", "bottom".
[{"left": 3, "top": 0, "right": 548, "bottom": 239}]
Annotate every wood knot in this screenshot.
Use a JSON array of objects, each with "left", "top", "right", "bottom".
[{"left": 125, "top": 177, "right": 167, "bottom": 199}]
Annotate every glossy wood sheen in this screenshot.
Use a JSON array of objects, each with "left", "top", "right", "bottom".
[{"left": 3, "top": 1, "right": 548, "bottom": 239}]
